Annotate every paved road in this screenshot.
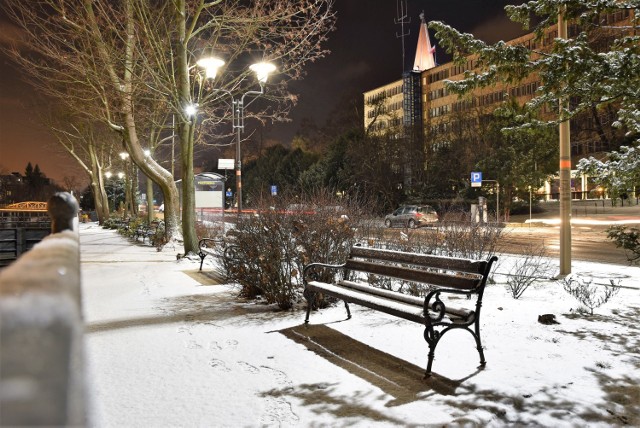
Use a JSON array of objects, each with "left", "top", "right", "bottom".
[
  {"left": 501, "top": 225, "right": 631, "bottom": 265},
  {"left": 382, "top": 224, "right": 633, "bottom": 265}
]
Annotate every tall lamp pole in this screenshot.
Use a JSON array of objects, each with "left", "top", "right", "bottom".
[
  {"left": 196, "top": 57, "right": 276, "bottom": 214},
  {"left": 558, "top": 9, "right": 572, "bottom": 275}
]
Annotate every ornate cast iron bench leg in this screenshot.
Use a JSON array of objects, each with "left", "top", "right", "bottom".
[
  {"left": 423, "top": 325, "right": 440, "bottom": 377},
  {"left": 474, "top": 318, "right": 486, "bottom": 368},
  {"left": 304, "top": 288, "right": 314, "bottom": 323},
  {"left": 344, "top": 301, "right": 351, "bottom": 319}
]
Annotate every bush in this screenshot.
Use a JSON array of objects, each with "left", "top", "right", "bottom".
[
  {"left": 224, "top": 190, "right": 360, "bottom": 310},
  {"left": 506, "top": 244, "right": 552, "bottom": 299},
  {"left": 428, "top": 207, "right": 503, "bottom": 260},
  {"left": 562, "top": 276, "right": 621, "bottom": 315}
]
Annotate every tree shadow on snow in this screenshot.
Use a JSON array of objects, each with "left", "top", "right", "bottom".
[
  {"left": 438, "top": 306, "right": 640, "bottom": 426},
  {"left": 85, "top": 292, "right": 302, "bottom": 333}
]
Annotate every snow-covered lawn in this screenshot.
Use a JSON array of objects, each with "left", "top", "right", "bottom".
[{"left": 80, "top": 223, "right": 640, "bottom": 427}]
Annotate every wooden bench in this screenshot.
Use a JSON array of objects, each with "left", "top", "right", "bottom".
[{"left": 302, "top": 246, "right": 498, "bottom": 377}]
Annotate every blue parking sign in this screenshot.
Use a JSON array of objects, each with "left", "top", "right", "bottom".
[
  {"left": 471, "top": 172, "right": 482, "bottom": 187},
  {"left": 271, "top": 185, "right": 278, "bottom": 196}
]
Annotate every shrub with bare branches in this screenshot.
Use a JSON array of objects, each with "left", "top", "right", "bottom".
[
  {"left": 224, "top": 191, "right": 363, "bottom": 310},
  {"left": 506, "top": 243, "right": 553, "bottom": 299},
  {"left": 562, "top": 276, "right": 621, "bottom": 315}
]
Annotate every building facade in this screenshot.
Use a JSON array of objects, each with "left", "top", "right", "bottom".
[{"left": 363, "top": 9, "right": 635, "bottom": 199}]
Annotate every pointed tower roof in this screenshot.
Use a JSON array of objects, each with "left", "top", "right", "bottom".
[{"left": 413, "top": 12, "right": 436, "bottom": 71}]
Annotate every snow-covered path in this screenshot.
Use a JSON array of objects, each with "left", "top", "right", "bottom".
[{"left": 80, "top": 223, "right": 640, "bottom": 427}]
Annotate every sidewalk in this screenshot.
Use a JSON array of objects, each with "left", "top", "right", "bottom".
[{"left": 80, "top": 222, "right": 640, "bottom": 427}]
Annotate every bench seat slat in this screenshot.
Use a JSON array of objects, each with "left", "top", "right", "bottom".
[
  {"left": 310, "top": 280, "right": 474, "bottom": 323},
  {"left": 345, "top": 259, "right": 480, "bottom": 290},
  {"left": 337, "top": 280, "right": 425, "bottom": 306},
  {"left": 307, "top": 281, "right": 425, "bottom": 324}
]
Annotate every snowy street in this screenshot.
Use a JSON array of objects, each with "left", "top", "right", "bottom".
[{"left": 80, "top": 223, "right": 640, "bottom": 427}]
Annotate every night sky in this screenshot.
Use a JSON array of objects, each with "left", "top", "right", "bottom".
[{"left": 0, "top": 1, "right": 525, "bottom": 185}]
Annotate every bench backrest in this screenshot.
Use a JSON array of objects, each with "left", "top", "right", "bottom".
[{"left": 345, "top": 246, "right": 496, "bottom": 292}]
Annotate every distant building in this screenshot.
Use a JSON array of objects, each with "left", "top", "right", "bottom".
[
  {"left": 363, "top": 9, "right": 635, "bottom": 197},
  {"left": 0, "top": 174, "right": 24, "bottom": 206},
  {"left": 364, "top": 13, "right": 436, "bottom": 135}
]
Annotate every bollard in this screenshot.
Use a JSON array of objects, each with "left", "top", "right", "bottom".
[{"left": 48, "top": 192, "right": 79, "bottom": 233}]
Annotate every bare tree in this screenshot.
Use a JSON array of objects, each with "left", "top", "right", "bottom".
[
  {"left": 3, "top": 0, "right": 335, "bottom": 254},
  {"left": 48, "top": 118, "right": 117, "bottom": 224}
]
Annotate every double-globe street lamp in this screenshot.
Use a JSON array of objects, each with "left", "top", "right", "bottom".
[
  {"left": 195, "top": 56, "right": 276, "bottom": 213},
  {"left": 104, "top": 171, "right": 125, "bottom": 212}
]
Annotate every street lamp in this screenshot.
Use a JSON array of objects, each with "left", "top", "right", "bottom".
[{"left": 196, "top": 55, "right": 276, "bottom": 213}]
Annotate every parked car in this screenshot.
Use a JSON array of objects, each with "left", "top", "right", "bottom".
[{"left": 384, "top": 205, "right": 438, "bottom": 228}]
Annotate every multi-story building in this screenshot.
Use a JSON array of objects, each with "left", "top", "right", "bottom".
[
  {"left": 0, "top": 173, "right": 24, "bottom": 206},
  {"left": 364, "top": 9, "right": 634, "bottom": 199}
]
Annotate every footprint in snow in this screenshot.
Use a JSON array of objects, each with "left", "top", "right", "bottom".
[
  {"left": 238, "top": 361, "right": 260, "bottom": 374},
  {"left": 260, "top": 366, "right": 292, "bottom": 387},
  {"left": 209, "top": 358, "right": 231, "bottom": 372},
  {"left": 260, "top": 396, "right": 299, "bottom": 426}
]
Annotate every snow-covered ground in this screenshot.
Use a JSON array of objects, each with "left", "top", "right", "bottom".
[{"left": 80, "top": 223, "right": 640, "bottom": 427}]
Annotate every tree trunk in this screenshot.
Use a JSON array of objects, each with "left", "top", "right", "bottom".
[
  {"left": 122, "top": 121, "right": 181, "bottom": 245},
  {"left": 180, "top": 126, "right": 198, "bottom": 254},
  {"left": 146, "top": 175, "right": 154, "bottom": 223},
  {"left": 175, "top": 0, "right": 198, "bottom": 254},
  {"left": 90, "top": 148, "right": 110, "bottom": 224}
]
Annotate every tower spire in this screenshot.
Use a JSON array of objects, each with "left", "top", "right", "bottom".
[{"left": 413, "top": 11, "right": 436, "bottom": 71}]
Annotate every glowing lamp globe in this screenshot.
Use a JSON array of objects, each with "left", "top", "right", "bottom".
[
  {"left": 249, "top": 62, "right": 276, "bottom": 84},
  {"left": 197, "top": 57, "right": 225, "bottom": 79}
]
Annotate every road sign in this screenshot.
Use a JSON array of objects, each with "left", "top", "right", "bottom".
[
  {"left": 218, "top": 159, "right": 234, "bottom": 170},
  {"left": 471, "top": 171, "right": 482, "bottom": 187},
  {"left": 271, "top": 185, "right": 277, "bottom": 196}
]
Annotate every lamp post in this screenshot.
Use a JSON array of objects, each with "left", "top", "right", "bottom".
[
  {"left": 558, "top": 8, "right": 572, "bottom": 275},
  {"left": 105, "top": 171, "right": 116, "bottom": 212},
  {"left": 529, "top": 185, "right": 532, "bottom": 223},
  {"left": 119, "top": 152, "right": 132, "bottom": 216},
  {"left": 196, "top": 56, "right": 276, "bottom": 213}
]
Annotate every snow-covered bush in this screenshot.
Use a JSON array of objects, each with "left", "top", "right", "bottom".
[
  {"left": 225, "top": 192, "right": 359, "bottom": 310},
  {"left": 434, "top": 216, "right": 503, "bottom": 260},
  {"left": 506, "top": 243, "right": 552, "bottom": 299},
  {"left": 562, "top": 276, "right": 621, "bottom": 316}
]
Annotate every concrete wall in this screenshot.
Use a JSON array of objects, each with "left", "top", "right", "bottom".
[{"left": 0, "top": 193, "right": 85, "bottom": 426}]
